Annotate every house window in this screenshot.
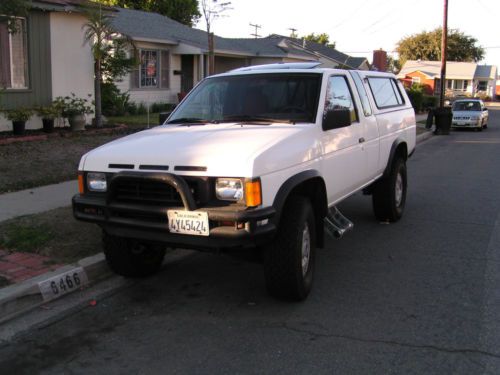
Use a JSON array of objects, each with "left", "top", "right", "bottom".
[
  {"left": 477, "top": 81, "right": 487, "bottom": 91},
  {"left": 140, "top": 50, "right": 158, "bottom": 87},
  {"left": 411, "top": 76, "right": 420, "bottom": 84},
  {"left": 131, "top": 49, "right": 170, "bottom": 89},
  {"left": 0, "top": 18, "right": 28, "bottom": 89}
]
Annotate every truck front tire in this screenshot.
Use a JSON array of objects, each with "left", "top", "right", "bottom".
[
  {"left": 263, "top": 195, "right": 316, "bottom": 301},
  {"left": 372, "top": 158, "right": 407, "bottom": 222},
  {"left": 103, "top": 233, "right": 166, "bottom": 277}
]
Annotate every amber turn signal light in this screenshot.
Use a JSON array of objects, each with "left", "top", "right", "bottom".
[
  {"left": 78, "top": 173, "right": 84, "bottom": 194},
  {"left": 245, "top": 180, "right": 262, "bottom": 207}
]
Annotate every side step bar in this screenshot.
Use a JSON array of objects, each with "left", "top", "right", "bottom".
[{"left": 324, "top": 206, "right": 354, "bottom": 239}]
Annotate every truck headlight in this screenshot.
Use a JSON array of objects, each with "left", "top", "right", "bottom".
[
  {"left": 216, "top": 178, "right": 243, "bottom": 201},
  {"left": 87, "top": 172, "right": 107, "bottom": 192}
]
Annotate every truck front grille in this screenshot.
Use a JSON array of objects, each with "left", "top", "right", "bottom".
[
  {"left": 113, "top": 179, "right": 183, "bottom": 206},
  {"left": 110, "top": 176, "right": 209, "bottom": 208}
]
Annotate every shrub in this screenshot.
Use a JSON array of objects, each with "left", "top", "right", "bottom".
[
  {"left": 422, "top": 95, "right": 438, "bottom": 110},
  {"left": 102, "top": 82, "right": 130, "bottom": 116},
  {"left": 150, "top": 102, "right": 176, "bottom": 113},
  {"left": 406, "top": 84, "right": 424, "bottom": 112},
  {"left": 126, "top": 102, "right": 137, "bottom": 115},
  {"left": 137, "top": 102, "right": 147, "bottom": 115}
]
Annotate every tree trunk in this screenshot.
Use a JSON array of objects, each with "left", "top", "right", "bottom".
[{"left": 94, "top": 59, "right": 103, "bottom": 128}]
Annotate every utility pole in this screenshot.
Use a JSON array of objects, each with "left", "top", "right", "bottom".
[
  {"left": 249, "top": 23, "right": 261, "bottom": 39},
  {"left": 288, "top": 27, "right": 297, "bottom": 38},
  {"left": 439, "top": 0, "right": 448, "bottom": 109}
]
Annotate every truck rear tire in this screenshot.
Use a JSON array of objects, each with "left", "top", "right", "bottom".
[
  {"left": 372, "top": 158, "right": 407, "bottom": 222},
  {"left": 263, "top": 195, "right": 316, "bottom": 301},
  {"left": 103, "top": 233, "right": 166, "bottom": 277}
]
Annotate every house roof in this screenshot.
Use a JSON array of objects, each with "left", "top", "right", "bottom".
[
  {"left": 397, "top": 60, "right": 497, "bottom": 80},
  {"left": 475, "top": 65, "right": 497, "bottom": 80},
  {"left": 111, "top": 8, "right": 317, "bottom": 58},
  {"left": 266, "top": 35, "right": 368, "bottom": 69},
  {"left": 111, "top": 8, "right": 364, "bottom": 64}
]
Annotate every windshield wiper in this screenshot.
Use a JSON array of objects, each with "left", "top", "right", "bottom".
[
  {"left": 221, "top": 115, "right": 295, "bottom": 124},
  {"left": 166, "top": 118, "right": 219, "bottom": 125}
]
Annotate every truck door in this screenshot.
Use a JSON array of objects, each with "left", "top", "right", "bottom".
[
  {"left": 350, "top": 71, "right": 380, "bottom": 181},
  {"left": 321, "top": 74, "right": 366, "bottom": 203}
]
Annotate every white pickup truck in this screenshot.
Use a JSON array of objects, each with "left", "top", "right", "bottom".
[{"left": 73, "top": 62, "right": 416, "bottom": 301}]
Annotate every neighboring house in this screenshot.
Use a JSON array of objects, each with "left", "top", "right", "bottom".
[
  {"left": 110, "top": 8, "right": 370, "bottom": 106},
  {"left": 0, "top": 0, "right": 94, "bottom": 131},
  {"left": 397, "top": 60, "right": 497, "bottom": 99}
]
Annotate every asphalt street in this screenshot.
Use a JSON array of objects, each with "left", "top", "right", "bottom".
[{"left": 1, "top": 109, "right": 500, "bottom": 375}]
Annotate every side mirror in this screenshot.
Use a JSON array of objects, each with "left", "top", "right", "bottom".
[
  {"left": 322, "top": 108, "right": 351, "bottom": 131},
  {"left": 483, "top": 107, "right": 488, "bottom": 112}
]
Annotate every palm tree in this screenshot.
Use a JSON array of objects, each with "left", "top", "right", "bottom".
[{"left": 82, "top": 4, "right": 117, "bottom": 128}]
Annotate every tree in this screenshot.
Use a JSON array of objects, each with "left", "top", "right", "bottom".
[
  {"left": 0, "top": 0, "right": 30, "bottom": 33},
  {"left": 396, "top": 28, "right": 484, "bottom": 66},
  {"left": 200, "top": 0, "right": 231, "bottom": 75},
  {"left": 92, "top": 0, "right": 201, "bottom": 26},
  {"left": 83, "top": 4, "right": 136, "bottom": 127},
  {"left": 302, "top": 32, "right": 336, "bottom": 49}
]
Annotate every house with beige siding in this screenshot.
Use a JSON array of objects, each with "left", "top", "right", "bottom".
[{"left": 0, "top": 0, "right": 94, "bottom": 131}]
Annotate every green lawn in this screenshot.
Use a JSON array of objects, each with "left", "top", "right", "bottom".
[{"left": 106, "top": 113, "right": 161, "bottom": 128}]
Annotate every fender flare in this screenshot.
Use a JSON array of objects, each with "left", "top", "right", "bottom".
[
  {"left": 272, "top": 169, "right": 326, "bottom": 226},
  {"left": 383, "top": 138, "right": 408, "bottom": 178}
]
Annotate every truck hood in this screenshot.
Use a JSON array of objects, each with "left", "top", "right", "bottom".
[{"left": 81, "top": 123, "right": 311, "bottom": 177}]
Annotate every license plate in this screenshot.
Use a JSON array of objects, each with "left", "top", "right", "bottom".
[
  {"left": 167, "top": 210, "right": 209, "bottom": 236},
  {"left": 38, "top": 267, "right": 89, "bottom": 302}
]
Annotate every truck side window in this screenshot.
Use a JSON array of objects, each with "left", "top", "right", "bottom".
[
  {"left": 367, "top": 77, "right": 403, "bottom": 109},
  {"left": 350, "top": 71, "right": 372, "bottom": 117},
  {"left": 325, "top": 76, "right": 358, "bottom": 123}
]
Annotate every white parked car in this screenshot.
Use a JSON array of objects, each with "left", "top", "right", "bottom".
[
  {"left": 452, "top": 99, "right": 489, "bottom": 130},
  {"left": 73, "top": 63, "right": 416, "bottom": 301}
]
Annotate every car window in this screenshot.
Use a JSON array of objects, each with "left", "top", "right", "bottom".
[
  {"left": 452, "top": 101, "right": 481, "bottom": 111},
  {"left": 367, "top": 77, "right": 403, "bottom": 109},
  {"left": 324, "top": 75, "right": 358, "bottom": 123},
  {"left": 350, "top": 71, "right": 372, "bottom": 117}
]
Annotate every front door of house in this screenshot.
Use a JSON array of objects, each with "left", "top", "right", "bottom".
[{"left": 181, "top": 55, "right": 194, "bottom": 93}]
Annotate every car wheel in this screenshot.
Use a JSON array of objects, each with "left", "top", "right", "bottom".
[
  {"left": 263, "top": 195, "right": 316, "bottom": 301},
  {"left": 372, "top": 158, "right": 407, "bottom": 222},
  {"left": 103, "top": 233, "right": 166, "bottom": 277}
]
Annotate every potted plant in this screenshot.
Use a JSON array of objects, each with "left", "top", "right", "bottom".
[
  {"left": 3, "top": 108, "right": 33, "bottom": 135},
  {"left": 58, "top": 93, "right": 93, "bottom": 131},
  {"left": 36, "top": 104, "right": 60, "bottom": 133}
]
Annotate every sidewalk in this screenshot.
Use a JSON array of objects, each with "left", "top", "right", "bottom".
[{"left": 0, "top": 180, "right": 77, "bottom": 223}]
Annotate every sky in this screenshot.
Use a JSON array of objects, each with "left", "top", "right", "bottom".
[{"left": 196, "top": 0, "right": 499, "bottom": 68}]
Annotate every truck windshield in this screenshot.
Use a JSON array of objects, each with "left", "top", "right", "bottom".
[{"left": 168, "top": 73, "right": 321, "bottom": 124}]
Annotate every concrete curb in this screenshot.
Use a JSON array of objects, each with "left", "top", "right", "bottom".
[
  {"left": 0, "top": 250, "right": 195, "bottom": 342},
  {"left": 416, "top": 129, "right": 434, "bottom": 144},
  {"left": 0, "top": 253, "right": 112, "bottom": 325}
]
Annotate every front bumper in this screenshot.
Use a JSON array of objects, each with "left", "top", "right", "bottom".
[
  {"left": 451, "top": 120, "right": 482, "bottom": 128},
  {"left": 72, "top": 172, "right": 276, "bottom": 250}
]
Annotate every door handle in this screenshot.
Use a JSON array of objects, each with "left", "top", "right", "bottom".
[{"left": 359, "top": 137, "right": 365, "bottom": 143}]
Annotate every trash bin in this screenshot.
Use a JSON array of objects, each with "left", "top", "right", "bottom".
[
  {"left": 425, "top": 109, "right": 434, "bottom": 129},
  {"left": 434, "top": 107, "right": 452, "bottom": 135},
  {"left": 159, "top": 112, "right": 171, "bottom": 125}
]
